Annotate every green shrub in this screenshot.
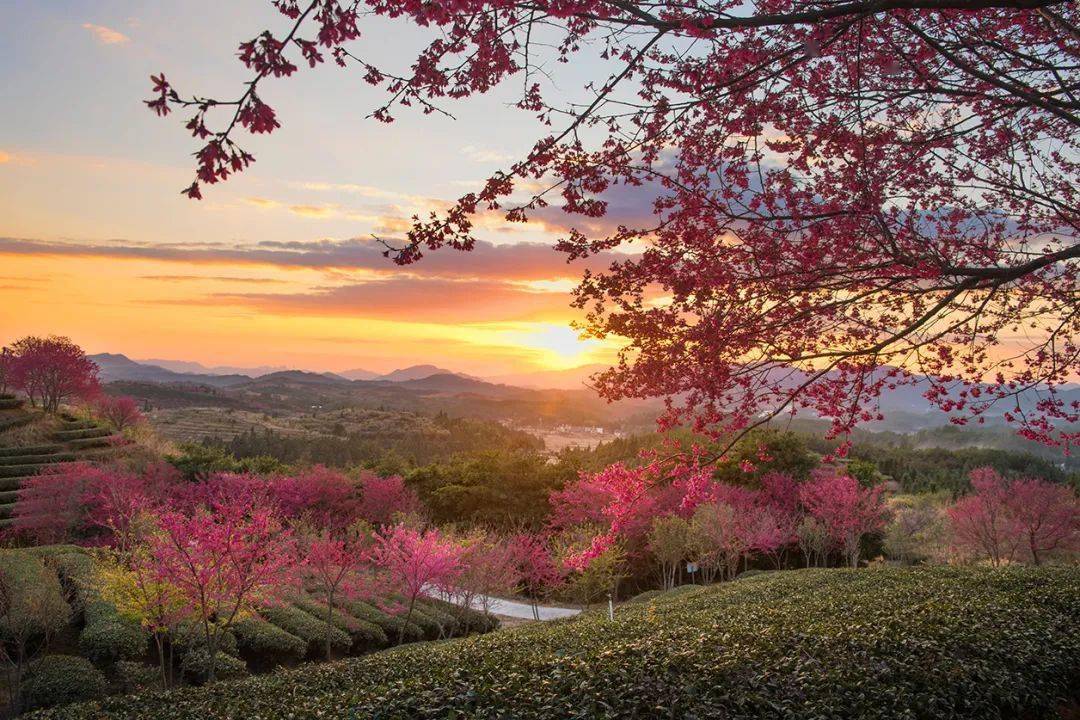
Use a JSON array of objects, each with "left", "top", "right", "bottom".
[
  {"left": 413, "top": 599, "right": 461, "bottom": 636},
  {"left": 0, "top": 551, "right": 71, "bottom": 643},
  {"left": 341, "top": 600, "right": 425, "bottom": 644},
  {"left": 232, "top": 616, "right": 306, "bottom": 666},
  {"left": 394, "top": 602, "right": 442, "bottom": 640},
  {"left": 626, "top": 589, "right": 663, "bottom": 604},
  {"left": 292, "top": 598, "right": 388, "bottom": 651},
  {"left": 418, "top": 597, "right": 498, "bottom": 634},
  {"left": 260, "top": 605, "right": 351, "bottom": 656},
  {"left": 172, "top": 622, "right": 238, "bottom": 659},
  {"left": 78, "top": 601, "right": 145, "bottom": 664},
  {"left": 22, "top": 655, "right": 106, "bottom": 711},
  {"left": 27, "top": 567, "right": 1080, "bottom": 720},
  {"left": 114, "top": 660, "right": 160, "bottom": 693},
  {"left": 179, "top": 648, "right": 249, "bottom": 685}
]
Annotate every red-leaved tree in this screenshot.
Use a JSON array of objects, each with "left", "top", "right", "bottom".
[
  {"left": 94, "top": 395, "right": 144, "bottom": 432},
  {"left": 356, "top": 472, "right": 421, "bottom": 527},
  {"left": 948, "top": 467, "right": 1079, "bottom": 565},
  {"left": 799, "top": 470, "right": 888, "bottom": 567},
  {"left": 508, "top": 532, "right": 562, "bottom": 620},
  {"left": 299, "top": 526, "right": 374, "bottom": 659},
  {"left": 147, "top": 1, "right": 1078, "bottom": 453},
  {"left": 271, "top": 465, "right": 360, "bottom": 530},
  {"left": 9, "top": 336, "right": 99, "bottom": 413},
  {"left": 149, "top": 486, "right": 294, "bottom": 681},
  {"left": 373, "top": 523, "right": 462, "bottom": 643}
]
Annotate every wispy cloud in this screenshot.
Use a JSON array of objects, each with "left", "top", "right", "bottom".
[
  {"left": 0, "top": 236, "right": 634, "bottom": 282},
  {"left": 461, "top": 145, "right": 515, "bottom": 164},
  {"left": 199, "top": 277, "right": 573, "bottom": 323},
  {"left": 139, "top": 275, "right": 286, "bottom": 284},
  {"left": 82, "top": 23, "right": 130, "bottom": 45}
]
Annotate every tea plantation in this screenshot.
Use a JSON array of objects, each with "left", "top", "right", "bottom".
[{"left": 31, "top": 566, "right": 1079, "bottom": 719}]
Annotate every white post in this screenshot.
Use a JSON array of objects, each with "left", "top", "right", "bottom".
[{"left": 607, "top": 592, "right": 614, "bottom": 622}]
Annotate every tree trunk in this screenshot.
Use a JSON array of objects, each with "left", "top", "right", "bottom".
[
  {"left": 155, "top": 633, "right": 168, "bottom": 689},
  {"left": 398, "top": 595, "right": 417, "bottom": 645},
  {"left": 325, "top": 591, "right": 335, "bottom": 661}
]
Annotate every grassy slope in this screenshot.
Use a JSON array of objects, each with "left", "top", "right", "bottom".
[{"left": 32, "top": 566, "right": 1080, "bottom": 720}]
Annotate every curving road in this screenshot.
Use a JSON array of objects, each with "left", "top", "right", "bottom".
[
  {"left": 426, "top": 586, "right": 581, "bottom": 621},
  {"left": 475, "top": 595, "right": 581, "bottom": 621}
]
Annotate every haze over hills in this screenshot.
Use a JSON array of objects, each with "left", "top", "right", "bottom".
[{"left": 90, "top": 353, "right": 1078, "bottom": 439}]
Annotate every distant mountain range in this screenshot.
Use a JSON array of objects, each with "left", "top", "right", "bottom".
[{"left": 90, "top": 353, "right": 1077, "bottom": 435}]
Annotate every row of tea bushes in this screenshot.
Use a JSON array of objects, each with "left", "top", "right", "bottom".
[
  {"left": 1, "top": 546, "right": 499, "bottom": 714},
  {"left": 27, "top": 566, "right": 1080, "bottom": 719}
]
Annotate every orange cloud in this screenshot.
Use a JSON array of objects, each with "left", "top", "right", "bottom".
[
  {"left": 82, "top": 23, "right": 130, "bottom": 45},
  {"left": 196, "top": 278, "right": 575, "bottom": 324}
]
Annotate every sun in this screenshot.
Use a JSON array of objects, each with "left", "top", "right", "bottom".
[{"left": 509, "top": 324, "right": 606, "bottom": 370}]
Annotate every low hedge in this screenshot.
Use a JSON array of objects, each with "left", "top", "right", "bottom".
[
  {"left": 421, "top": 596, "right": 498, "bottom": 634},
  {"left": 22, "top": 654, "right": 107, "bottom": 711},
  {"left": 179, "top": 649, "right": 249, "bottom": 685},
  {"left": 292, "top": 598, "right": 388, "bottom": 651},
  {"left": 79, "top": 600, "right": 146, "bottom": 664},
  {"left": 114, "top": 660, "right": 161, "bottom": 693},
  {"left": 260, "top": 605, "right": 351, "bottom": 657},
  {"left": 341, "top": 600, "right": 425, "bottom": 643},
  {"left": 0, "top": 551, "right": 71, "bottom": 641},
  {"left": 232, "top": 616, "right": 307, "bottom": 667},
  {"left": 29, "top": 567, "right": 1080, "bottom": 720}
]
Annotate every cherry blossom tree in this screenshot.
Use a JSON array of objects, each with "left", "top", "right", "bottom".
[
  {"left": 1007, "top": 478, "right": 1080, "bottom": 564},
  {"left": 507, "top": 532, "right": 562, "bottom": 620},
  {"left": 356, "top": 472, "right": 421, "bottom": 527},
  {"left": 271, "top": 465, "right": 360, "bottom": 529},
  {"left": 373, "top": 523, "right": 462, "bottom": 643},
  {"left": 299, "top": 525, "right": 374, "bottom": 659},
  {"left": 799, "top": 470, "right": 888, "bottom": 567},
  {"left": 94, "top": 395, "right": 144, "bottom": 432},
  {"left": 946, "top": 467, "right": 1023, "bottom": 566},
  {"left": 444, "top": 530, "right": 520, "bottom": 623},
  {"left": 948, "top": 467, "right": 1079, "bottom": 565},
  {"left": 8, "top": 336, "right": 99, "bottom": 413},
  {"left": 148, "top": 1, "right": 1079, "bottom": 453},
  {"left": 149, "top": 487, "right": 295, "bottom": 682},
  {"left": 9, "top": 463, "right": 111, "bottom": 545},
  {"left": 689, "top": 502, "right": 740, "bottom": 583}
]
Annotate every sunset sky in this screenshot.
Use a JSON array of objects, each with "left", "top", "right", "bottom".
[{"left": 0, "top": 1, "right": 634, "bottom": 377}]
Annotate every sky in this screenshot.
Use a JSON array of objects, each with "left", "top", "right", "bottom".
[{"left": 0, "top": 1, "right": 633, "bottom": 377}]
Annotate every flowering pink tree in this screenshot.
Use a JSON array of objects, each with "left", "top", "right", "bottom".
[
  {"left": 508, "top": 532, "right": 562, "bottom": 620},
  {"left": 948, "top": 468, "right": 1079, "bottom": 566},
  {"left": 799, "top": 470, "right": 887, "bottom": 568},
  {"left": 946, "top": 467, "right": 1022, "bottom": 566},
  {"left": 1007, "top": 478, "right": 1080, "bottom": 565},
  {"left": 8, "top": 336, "right": 99, "bottom": 412},
  {"left": 149, "top": 3, "right": 1079, "bottom": 455},
  {"left": 271, "top": 465, "right": 360, "bottom": 529},
  {"left": 94, "top": 395, "right": 144, "bottom": 432},
  {"left": 373, "top": 523, "right": 462, "bottom": 643},
  {"left": 300, "top": 526, "right": 374, "bottom": 659},
  {"left": 445, "top": 530, "right": 521, "bottom": 622},
  {"left": 356, "top": 472, "right": 421, "bottom": 527},
  {"left": 149, "top": 487, "right": 295, "bottom": 681},
  {"left": 9, "top": 463, "right": 105, "bottom": 545},
  {"left": 10, "top": 462, "right": 176, "bottom": 548}
]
